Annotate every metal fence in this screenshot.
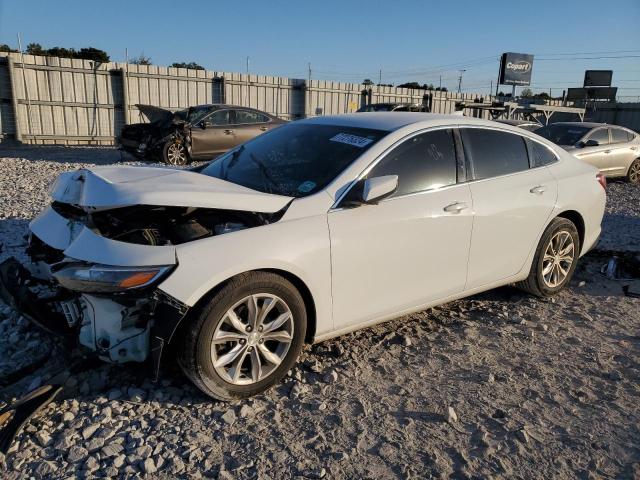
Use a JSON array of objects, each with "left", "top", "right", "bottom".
[{"left": 0, "top": 52, "right": 637, "bottom": 145}]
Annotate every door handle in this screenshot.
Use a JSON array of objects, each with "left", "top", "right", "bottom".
[
  {"left": 443, "top": 202, "right": 468, "bottom": 213},
  {"left": 223, "top": 129, "right": 234, "bottom": 135},
  {"left": 259, "top": 126, "right": 268, "bottom": 131},
  {"left": 530, "top": 185, "right": 547, "bottom": 195},
  {"left": 604, "top": 150, "right": 611, "bottom": 154}
]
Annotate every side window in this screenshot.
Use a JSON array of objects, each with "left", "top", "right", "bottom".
[
  {"left": 205, "top": 110, "right": 230, "bottom": 126},
  {"left": 588, "top": 128, "right": 609, "bottom": 145},
  {"left": 234, "top": 110, "right": 268, "bottom": 124},
  {"left": 611, "top": 128, "right": 630, "bottom": 144},
  {"left": 527, "top": 139, "right": 558, "bottom": 167},
  {"left": 367, "top": 129, "right": 457, "bottom": 197},
  {"left": 461, "top": 128, "right": 529, "bottom": 180}
]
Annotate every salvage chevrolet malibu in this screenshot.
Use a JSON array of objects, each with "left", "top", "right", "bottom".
[{"left": 0, "top": 113, "right": 606, "bottom": 401}]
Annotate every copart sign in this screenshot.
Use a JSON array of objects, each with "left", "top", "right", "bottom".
[{"left": 499, "top": 52, "right": 534, "bottom": 86}]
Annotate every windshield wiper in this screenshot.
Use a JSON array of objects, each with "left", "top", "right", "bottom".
[
  {"left": 222, "top": 145, "right": 245, "bottom": 180},
  {"left": 249, "top": 152, "right": 279, "bottom": 194}
]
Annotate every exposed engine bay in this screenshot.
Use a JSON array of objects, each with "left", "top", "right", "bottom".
[{"left": 0, "top": 164, "right": 293, "bottom": 376}]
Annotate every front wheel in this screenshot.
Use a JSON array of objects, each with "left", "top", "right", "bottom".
[
  {"left": 517, "top": 217, "right": 580, "bottom": 297},
  {"left": 178, "top": 272, "right": 307, "bottom": 401},
  {"left": 627, "top": 159, "right": 640, "bottom": 184},
  {"left": 162, "top": 140, "right": 190, "bottom": 166}
]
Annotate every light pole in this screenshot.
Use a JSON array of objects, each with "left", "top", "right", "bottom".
[{"left": 457, "top": 70, "right": 466, "bottom": 94}]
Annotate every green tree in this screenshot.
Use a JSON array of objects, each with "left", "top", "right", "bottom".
[
  {"left": 46, "top": 47, "right": 76, "bottom": 58},
  {"left": 77, "top": 47, "right": 110, "bottom": 63},
  {"left": 0, "top": 44, "right": 18, "bottom": 53},
  {"left": 171, "top": 61, "right": 205, "bottom": 70},
  {"left": 521, "top": 88, "right": 534, "bottom": 98},
  {"left": 26, "top": 43, "right": 45, "bottom": 55},
  {"left": 131, "top": 53, "right": 152, "bottom": 65}
]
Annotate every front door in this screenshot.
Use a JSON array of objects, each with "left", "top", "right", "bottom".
[
  {"left": 328, "top": 128, "right": 473, "bottom": 328},
  {"left": 190, "top": 109, "right": 236, "bottom": 158},
  {"left": 575, "top": 127, "right": 612, "bottom": 173}
]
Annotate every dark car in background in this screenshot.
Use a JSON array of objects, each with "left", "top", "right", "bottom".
[
  {"left": 356, "top": 102, "right": 429, "bottom": 112},
  {"left": 535, "top": 122, "right": 640, "bottom": 182},
  {"left": 119, "top": 104, "right": 285, "bottom": 165}
]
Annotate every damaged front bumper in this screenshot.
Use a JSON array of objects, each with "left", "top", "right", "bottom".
[{"left": 0, "top": 255, "right": 189, "bottom": 379}]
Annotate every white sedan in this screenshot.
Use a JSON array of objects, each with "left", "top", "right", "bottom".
[{"left": 0, "top": 113, "right": 606, "bottom": 400}]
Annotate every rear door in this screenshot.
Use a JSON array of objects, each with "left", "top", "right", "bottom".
[
  {"left": 461, "top": 127, "right": 558, "bottom": 289},
  {"left": 608, "top": 127, "right": 638, "bottom": 176},
  {"left": 233, "top": 110, "right": 273, "bottom": 145},
  {"left": 189, "top": 109, "right": 235, "bottom": 158}
]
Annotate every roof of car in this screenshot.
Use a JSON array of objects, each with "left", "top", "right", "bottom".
[
  {"left": 546, "top": 121, "right": 606, "bottom": 129},
  {"left": 495, "top": 119, "right": 540, "bottom": 126},
  {"left": 302, "top": 112, "right": 501, "bottom": 131}
]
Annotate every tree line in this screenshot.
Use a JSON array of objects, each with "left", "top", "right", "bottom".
[{"left": 0, "top": 43, "right": 205, "bottom": 70}]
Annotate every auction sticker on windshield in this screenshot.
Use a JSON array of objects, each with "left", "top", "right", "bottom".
[{"left": 330, "top": 133, "right": 374, "bottom": 148}]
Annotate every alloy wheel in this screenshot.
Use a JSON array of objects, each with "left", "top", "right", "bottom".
[
  {"left": 541, "top": 230, "right": 575, "bottom": 288},
  {"left": 629, "top": 161, "right": 640, "bottom": 183},
  {"left": 211, "top": 294, "right": 294, "bottom": 385},
  {"left": 167, "top": 142, "right": 187, "bottom": 165}
]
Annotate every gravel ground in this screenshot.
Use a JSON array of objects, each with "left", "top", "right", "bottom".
[{"left": 0, "top": 145, "right": 638, "bottom": 479}]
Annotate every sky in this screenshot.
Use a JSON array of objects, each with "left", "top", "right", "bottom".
[{"left": 1, "top": 0, "right": 639, "bottom": 98}]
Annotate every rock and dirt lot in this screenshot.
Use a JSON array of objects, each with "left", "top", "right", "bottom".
[{"left": 0, "top": 145, "right": 638, "bottom": 479}]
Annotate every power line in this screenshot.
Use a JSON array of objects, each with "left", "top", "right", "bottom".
[{"left": 537, "top": 54, "right": 640, "bottom": 61}]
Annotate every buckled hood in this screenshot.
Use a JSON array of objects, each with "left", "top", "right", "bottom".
[{"left": 48, "top": 166, "right": 293, "bottom": 213}]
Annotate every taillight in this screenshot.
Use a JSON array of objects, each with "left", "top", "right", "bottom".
[{"left": 596, "top": 172, "right": 607, "bottom": 190}]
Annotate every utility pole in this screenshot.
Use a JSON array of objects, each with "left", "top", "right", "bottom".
[
  {"left": 379, "top": 69, "right": 382, "bottom": 86},
  {"left": 457, "top": 69, "right": 466, "bottom": 94},
  {"left": 307, "top": 62, "right": 312, "bottom": 117},
  {"left": 16, "top": 33, "right": 33, "bottom": 138},
  {"left": 245, "top": 56, "right": 250, "bottom": 106},
  {"left": 490, "top": 80, "right": 493, "bottom": 97},
  {"left": 439, "top": 75, "right": 442, "bottom": 90}
]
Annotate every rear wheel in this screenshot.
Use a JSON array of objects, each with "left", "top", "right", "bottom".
[
  {"left": 178, "top": 272, "right": 306, "bottom": 401},
  {"left": 627, "top": 159, "right": 640, "bottom": 184},
  {"left": 162, "top": 140, "right": 190, "bottom": 166},
  {"left": 517, "top": 217, "right": 580, "bottom": 297}
]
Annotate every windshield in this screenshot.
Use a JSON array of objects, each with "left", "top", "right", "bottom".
[
  {"left": 200, "top": 123, "right": 387, "bottom": 197},
  {"left": 535, "top": 124, "right": 591, "bottom": 146}
]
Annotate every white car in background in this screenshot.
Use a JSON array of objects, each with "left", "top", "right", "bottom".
[
  {"left": 535, "top": 122, "right": 640, "bottom": 183},
  {"left": 0, "top": 113, "right": 606, "bottom": 401}
]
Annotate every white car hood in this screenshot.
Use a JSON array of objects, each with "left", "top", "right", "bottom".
[{"left": 48, "top": 165, "right": 293, "bottom": 213}]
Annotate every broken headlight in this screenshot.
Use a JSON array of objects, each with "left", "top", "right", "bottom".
[{"left": 53, "top": 264, "right": 173, "bottom": 293}]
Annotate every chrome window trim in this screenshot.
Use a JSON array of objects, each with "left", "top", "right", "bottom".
[{"left": 330, "top": 123, "right": 562, "bottom": 211}]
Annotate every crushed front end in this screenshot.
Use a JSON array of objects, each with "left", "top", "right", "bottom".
[{"left": 0, "top": 165, "right": 290, "bottom": 379}]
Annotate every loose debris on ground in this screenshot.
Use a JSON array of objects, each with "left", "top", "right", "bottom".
[{"left": 0, "top": 145, "right": 638, "bottom": 479}]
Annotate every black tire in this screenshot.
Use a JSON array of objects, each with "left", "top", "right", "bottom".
[
  {"left": 517, "top": 217, "right": 580, "bottom": 297},
  {"left": 178, "top": 271, "right": 307, "bottom": 401},
  {"left": 162, "top": 140, "right": 190, "bottom": 166},
  {"left": 627, "top": 158, "right": 640, "bottom": 184}
]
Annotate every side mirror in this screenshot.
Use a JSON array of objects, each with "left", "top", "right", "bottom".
[
  {"left": 341, "top": 175, "right": 398, "bottom": 208},
  {"left": 584, "top": 139, "right": 599, "bottom": 147},
  {"left": 363, "top": 175, "right": 398, "bottom": 203},
  {"left": 199, "top": 120, "right": 212, "bottom": 129}
]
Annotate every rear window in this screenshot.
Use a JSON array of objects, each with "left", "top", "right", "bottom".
[
  {"left": 527, "top": 139, "right": 557, "bottom": 167},
  {"left": 611, "top": 128, "right": 630, "bottom": 144},
  {"left": 461, "top": 128, "right": 529, "bottom": 180}
]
